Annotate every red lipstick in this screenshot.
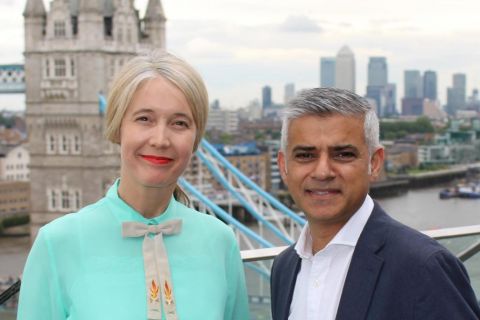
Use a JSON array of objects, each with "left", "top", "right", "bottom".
[{"left": 141, "top": 155, "right": 173, "bottom": 165}]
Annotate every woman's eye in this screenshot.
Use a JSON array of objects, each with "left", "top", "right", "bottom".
[
  {"left": 135, "top": 116, "right": 149, "bottom": 122},
  {"left": 173, "top": 120, "right": 189, "bottom": 128}
]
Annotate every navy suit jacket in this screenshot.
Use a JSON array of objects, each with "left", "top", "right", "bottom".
[{"left": 270, "top": 203, "right": 480, "bottom": 320}]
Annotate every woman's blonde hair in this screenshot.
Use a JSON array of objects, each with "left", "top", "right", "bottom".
[{"left": 105, "top": 50, "right": 209, "bottom": 205}]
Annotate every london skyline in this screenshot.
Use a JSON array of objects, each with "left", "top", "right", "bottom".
[{"left": 1, "top": 0, "right": 480, "bottom": 109}]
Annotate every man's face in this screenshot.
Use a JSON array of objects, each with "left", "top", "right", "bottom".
[{"left": 278, "top": 114, "right": 384, "bottom": 228}]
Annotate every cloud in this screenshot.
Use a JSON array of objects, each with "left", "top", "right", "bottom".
[{"left": 279, "top": 15, "right": 322, "bottom": 33}]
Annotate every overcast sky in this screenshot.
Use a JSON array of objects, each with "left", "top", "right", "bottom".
[{"left": 2, "top": 0, "right": 480, "bottom": 110}]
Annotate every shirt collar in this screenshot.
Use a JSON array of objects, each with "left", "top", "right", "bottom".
[
  {"left": 106, "top": 178, "right": 178, "bottom": 225},
  {"left": 294, "top": 195, "right": 374, "bottom": 259}
]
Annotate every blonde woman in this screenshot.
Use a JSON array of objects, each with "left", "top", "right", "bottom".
[{"left": 18, "top": 51, "right": 250, "bottom": 320}]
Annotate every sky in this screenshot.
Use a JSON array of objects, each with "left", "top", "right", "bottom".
[{"left": 1, "top": 0, "right": 480, "bottom": 110}]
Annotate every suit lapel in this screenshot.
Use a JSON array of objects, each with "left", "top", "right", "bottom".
[
  {"left": 335, "top": 204, "right": 388, "bottom": 320},
  {"left": 280, "top": 250, "right": 301, "bottom": 320}
]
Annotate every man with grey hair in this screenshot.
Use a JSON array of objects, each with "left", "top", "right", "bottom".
[{"left": 270, "top": 87, "right": 480, "bottom": 320}]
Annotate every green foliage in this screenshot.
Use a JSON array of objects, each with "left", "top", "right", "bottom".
[
  {"left": 0, "top": 114, "right": 15, "bottom": 128},
  {"left": 380, "top": 117, "right": 434, "bottom": 140}
]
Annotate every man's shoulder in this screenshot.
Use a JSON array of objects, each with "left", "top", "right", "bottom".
[{"left": 368, "top": 203, "right": 451, "bottom": 262}]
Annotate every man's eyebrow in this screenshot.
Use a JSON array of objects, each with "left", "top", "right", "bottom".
[
  {"left": 331, "top": 144, "right": 357, "bottom": 151},
  {"left": 291, "top": 145, "right": 316, "bottom": 153}
]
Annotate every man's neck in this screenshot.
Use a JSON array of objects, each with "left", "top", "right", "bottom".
[{"left": 309, "top": 222, "right": 346, "bottom": 254}]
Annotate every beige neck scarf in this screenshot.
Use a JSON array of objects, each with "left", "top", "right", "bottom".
[{"left": 122, "top": 219, "right": 182, "bottom": 320}]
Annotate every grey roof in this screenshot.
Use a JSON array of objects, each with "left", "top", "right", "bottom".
[
  {"left": 23, "top": 0, "right": 46, "bottom": 17},
  {"left": 145, "top": 0, "right": 166, "bottom": 20},
  {"left": 70, "top": 0, "right": 114, "bottom": 16}
]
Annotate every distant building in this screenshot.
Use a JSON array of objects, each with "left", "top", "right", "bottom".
[
  {"left": 404, "top": 70, "right": 422, "bottom": 98},
  {"left": 207, "top": 107, "right": 239, "bottom": 134},
  {"left": 402, "top": 97, "right": 423, "bottom": 116},
  {"left": 0, "top": 181, "right": 30, "bottom": 218},
  {"left": 262, "top": 85, "right": 272, "bottom": 109},
  {"left": 335, "top": 46, "right": 355, "bottom": 92},
  {"left": 368, "top": 57, "right": 387, "bottom": 87},
  {"left": 446, "top": 73, "right": 467, "bottom": 116},
  {"left": 320, "top": 57, "right": 336, "bottom": 87},
  {"left": 0, "top": 64, "right": 25, "bottom": 93},
  {"left": 284, "top": 83, "right": 295, "bottom": 105},
  {"left": 423, "top": 70, "right": 437, "bottom": 100},
  {"left": 24, "top": 0, "right": 167, "bottom": 238},
  {"left": 0, "top": 144, "right": 30, "bottom": 182},
  {"left": 366, "top": 57, "right": 388, "bottom": 116}
]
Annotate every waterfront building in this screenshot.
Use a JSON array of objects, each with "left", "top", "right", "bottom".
[
  {"left": 335, "top": 46, "right": 355, "bottom": 92},
  {"left": 0, "top": 181, "right": 30, "bottom": 218},
  {"left": 423, "top": 70, "right": 437, "bottom": 100},
  {"left": 401, "top": 97, "right": 423, "bottom": 116},
  {"left": 0, "top": 144, "right": 30, "bottom": 182},
  {"left": 0, "top": 65, "right": 25, "bottom": 94},
  {"left": 262, "top": 85, "right": 272, "bottom": 109},
  {"left": 24, "top": 0, "right": 167, "bottom": 238},
  {"left": 320, "top": 57, "right": 336, "bottom": 87}
]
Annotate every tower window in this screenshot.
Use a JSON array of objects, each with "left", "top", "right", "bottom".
[
  {"left": 54, "top": 21, "right": 66, "bottom": 37},
  {"left": 54, "top": 59, "right": 66, "bottom": 77},
  {"left": 104, "top": 17, "right": 113, "bottom": 37},
  {"left": 71, "top": 16, "right": 78, "bottom": 35}
]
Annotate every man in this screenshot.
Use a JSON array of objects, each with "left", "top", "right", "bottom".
[{"left": 270, "top": 87, "right": 480, "bottom": 320}]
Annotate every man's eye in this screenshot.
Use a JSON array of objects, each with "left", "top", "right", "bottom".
[
  {"left": 335, "top": 152, "right": 356, "bottom": 160},
  {"left": 294, "top": 153, "right": 314, "bottom": 160}
]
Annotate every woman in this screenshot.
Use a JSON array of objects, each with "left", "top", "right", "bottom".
[{"left": 17, "top": 51, "right": 250, "bottom": 319}]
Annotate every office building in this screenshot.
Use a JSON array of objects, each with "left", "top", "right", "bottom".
[
  {"left": 262, "top": 85, "right": 272, "bottom": 109},
  {"left": 284, "top": 83, "right": 295, "bottom": 105},
  {"left": 423, "top": 70, "right": 437, "bottom": 100},
  {"left": 320, "top": 57, "right": 336, "bottom": 87},
  {"left": 335, "top": 46, "right": 355, "bottom": 92},
  {"left": 404, "top": 70, "right": 423, "bottom": 98}
]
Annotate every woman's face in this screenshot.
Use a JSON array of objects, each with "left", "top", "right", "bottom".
[{"left": 119, "top": 76, "right": 196, "bottom": 193}]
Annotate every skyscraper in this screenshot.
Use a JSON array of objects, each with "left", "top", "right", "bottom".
[
  {"left": 262, "top": 85, "right": 272, "bottom": 109},
  {"left": 446, "top": 73, "right": 467, "bottom": 115},
  {"left": 368, "top": 57, "right": 387, "bottom": 87},
  {"left": 402, "top": 70, "right": 423, "bottom": 115},
  {"left": 320, "top": 57, "right": 336, "bottom": 87},
  {"left": 423, "top": 70, "right": 437, "bottom": 100},
  {"left": 404, "top": 70, "right": 423, "bottom": 98},
  {"left": 366, "top": 57, "right": 388, "bottom": 116},
  {"left": 24, "top": 0, "right": 166, "bottom": 238},
  {"left": 284, "top": 83, "right": 295, "bottom": 105},
  {"left": 335, "top": 46, "right": 355, "bottom": 92}
]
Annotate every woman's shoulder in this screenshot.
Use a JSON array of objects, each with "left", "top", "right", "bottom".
[
  {"left": 175, "top": 202, "right": 236, "bottom": 239},
  {"left": 39, "top": 197, "right": 109, "bottom": 240}
]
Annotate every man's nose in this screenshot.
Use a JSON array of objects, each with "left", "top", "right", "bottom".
[{"left": 311, "top": 155, "right": 335, "bottom": 180}]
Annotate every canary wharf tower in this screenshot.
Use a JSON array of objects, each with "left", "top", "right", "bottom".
[{"left": 24, "top": 0, "right": 166, "bottom": 238}]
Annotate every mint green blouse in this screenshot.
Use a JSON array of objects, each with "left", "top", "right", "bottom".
[{"left": 17, "top": 181, "right": 250, "bottom": 320}]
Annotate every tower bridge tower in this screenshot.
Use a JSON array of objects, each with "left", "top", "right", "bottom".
[{"left": 23, "top": 0, "right": 167, "bottom": 238}]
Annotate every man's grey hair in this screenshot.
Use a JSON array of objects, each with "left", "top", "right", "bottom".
[{"left": 280, "top": 87, "right": 381, "bottom": 155}]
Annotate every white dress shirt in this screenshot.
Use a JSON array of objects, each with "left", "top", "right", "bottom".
[{"left": 288, "top": 195, "right": 374, "bottom": 320}]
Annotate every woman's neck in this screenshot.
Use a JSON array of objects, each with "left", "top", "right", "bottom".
[{"left": 118, "top": 180, "right": 175, "bottom": 218}]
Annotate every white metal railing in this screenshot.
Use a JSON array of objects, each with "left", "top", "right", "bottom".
[{"left": 241, "top": 224, "right": 480, "bottom": 262}]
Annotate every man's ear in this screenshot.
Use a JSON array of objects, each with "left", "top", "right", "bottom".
[
  {"left": 278, "top": 151, "right": 288, "bottom": 182},
  {"left": 369, "top": 147, "right": 385, "bottom": 181}
]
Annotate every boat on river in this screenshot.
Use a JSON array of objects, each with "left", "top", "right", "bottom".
[{"left": 439, "top": 182, "right": 480, "bottom": 199}]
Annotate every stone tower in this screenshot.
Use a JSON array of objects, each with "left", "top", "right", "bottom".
[{"left": 23, "top": 0, "right": 167, "bottom": 239}]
